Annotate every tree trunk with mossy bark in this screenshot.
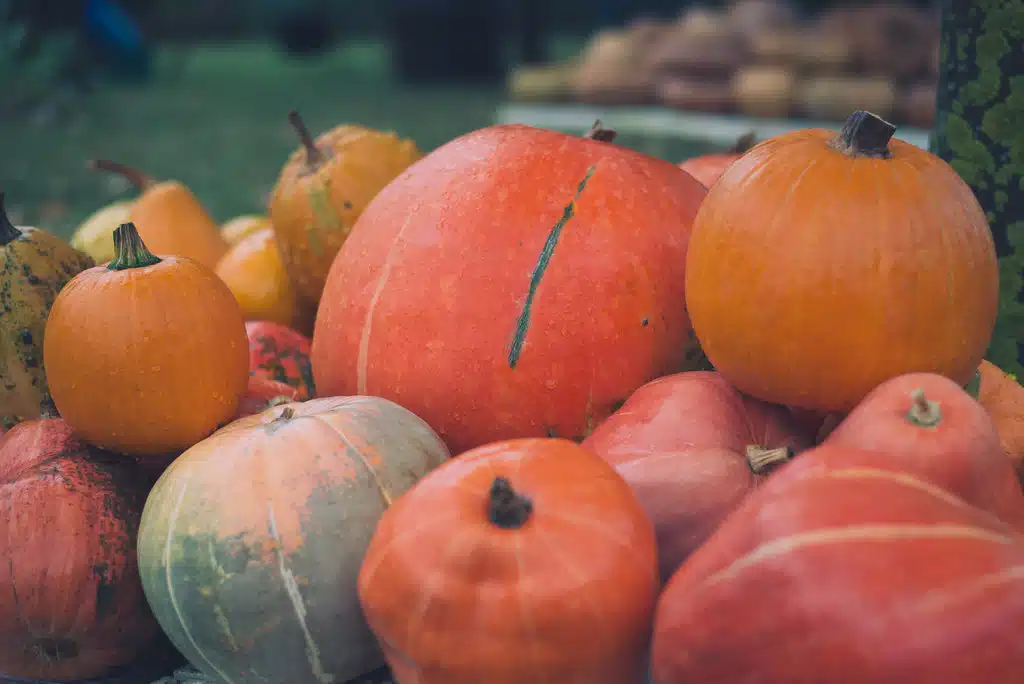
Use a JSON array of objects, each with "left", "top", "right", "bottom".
[{"left": 930, "top": 0, "right": 1024, "bottom": 377}]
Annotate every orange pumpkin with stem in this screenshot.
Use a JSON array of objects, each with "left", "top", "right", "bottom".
[
  {"left": 43, "top": 222, "right": 249, "bottom": 457},
  {"left": 358, "top": 437, "right": 659, "bottom": 684},
  {"left": 269, "top": 110, "right": 422, "bottom": 305},
  {"left": 89, "top": 159, "right": 229, "bottom": 269},
  {"left": 824, "top": 372, "right": 1024, "bottom": 527},
  {"left": 678, "top": 131, "right": 757, "bottom": 188},
  {"left": 684, "top": 110, "right": 999, "bottom": 414}
]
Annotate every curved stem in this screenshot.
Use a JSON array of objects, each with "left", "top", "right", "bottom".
[
  {"left": 728, "top": 131, "right": 758, "bottom": 155},
  {"left": 584, "top": 119, "right": 618, "bottom": 143},
  {"left": 88, "top": 159, "right": 154, "bottom": 191},
  {"left": 288, "top": 110, "right": 325, "bottom": 168},
  {"left": 0, "top": 192, "right": 23, "bottom": 246},
  {"left": 108, "top": 223, "right": 162, "bottom": 271},
  {"left": 905, "top": 388, "right": 942, "bottom": 427},
  {"left": 487, "top": 476, "right": 534, "bottom": 529},
  {"left": 831, "top": 110, "right": 897, "bottom": 159},
  {"left": 745, "top": 445, "right": 794, "bottom": 474}
]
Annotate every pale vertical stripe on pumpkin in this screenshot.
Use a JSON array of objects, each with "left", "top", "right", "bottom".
[
  {"left": 816, "top": 467, "right": 976, "bottom": 511},
  {"left": 267, "top": 502, "right": 333, "bottom": 684},
  {"left": 911, "top": 564, "right": 1024, "bottom": 615},
  {"left": 164, "top": 469, "right": 238, "bottom": 684},
  {"left": 357, "top": 214, "right": 414, "bottom": 395},
  {"left": 700, "top": 524, "right": 1017, "bottom": 591}
]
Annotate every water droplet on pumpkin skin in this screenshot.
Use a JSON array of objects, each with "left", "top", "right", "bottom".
[{"left": 151, "top": 366, "right": 161, "bottom": 372}]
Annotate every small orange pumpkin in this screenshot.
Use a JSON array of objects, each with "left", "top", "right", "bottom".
[
  {"left": 43, "top": 222, "right": 249, "bottom": 457},
  {"left": 269, "top": 110, "right": 422, "bottom": 305},
  {"left": 358, "top": 437, "right": 659, "bottom": 684},
  {"left": 684, "top": 110, "right": 999, "bottom": 413},
  {"left": 678, "top": 132, "right": 757, "bottom": 188},
  {"left": 89, "top": 159, "right": 229, "bottom": 269},
  {"left": 220, "top": 214, "right": 271, "bottom": 245},
  {"left": 214, "top": 227, "right": 313, "bottom": 331},
  {"left": 977, "top": 360, "right": 1024, "bottom": 481}
]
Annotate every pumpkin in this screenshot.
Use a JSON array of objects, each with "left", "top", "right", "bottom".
[
  {"left": 824, "top": 372, "right": 1024, "bottom": 527},
  {"left": 269, "top": 110, "right": 422, "bottom": 305},
  {"left": 358, "top": 437, "right": 659, "bottom": 684},
  {"left": 0, "top": 418, "right": 158, "bottom": 681},
  {"left": 215, "top": 227, "right": 312, "bottom": 330},
  {"left": 651, "top": 443, "right": 1024, "bottom": 684},
  {"left": 245, "top": 320, "right": 315, "bottom": 399},
  {"left": 678, "top": 132, "right": 757, "bottom": 188},
  {"left": 43, "top": 222, "right": 249, "bottom": 457},
  {"left": 0, "top": 192, "right": 95, "bottom": 429},
  {"left": 89, "top": 159, "right": 229, "bottom": 269},
  {"left": 69, "top": 199, "right": 133, "bottom": 264},
  {"left": 220, "top": 214, "right": 272, "bottom": 245},
  {"left": 236, "top": 375, "right": 302, "bottom": 418},
  {"left": 977, "top": 360, "right": 1024, "bottom": 482},
  {"left": 137, "top": 396, "right": 450, "bottom": 684},
  {"left": 582, "top": 371, "right": 811, "bottom": 579},
  {"left": 313, "top": 122, "right": 708, "bottom": 454},
  {"left": 684, "top": 110, "right": 999, "bottom": 413}
]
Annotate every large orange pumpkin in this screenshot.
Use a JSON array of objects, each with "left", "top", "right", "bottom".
[
  {"left": 651, "top": 443, "right": 1024, "bottom": 684},
  {"left": 582, "top": 370, "right": 812, "bottom": 579},
  {"left": 824, "top": 372, "right": 1024, "bottom": 528},
  {"left": 43, "top": 222, "right": 249, "bottom": 457},
  {"left": 313, "top": 122, "right": 708, "bottom": 453},
  {"left": 977, "top": 360, "right": 1024, "bottom": 481},
  {"left": 0, "top": 419, "right": 158, "bottom": 681},
  {"left": 684, "top": 110, "right": 999, "bottom": 413},
  {"left": 137, "top": 396, "right": 450, "bottom": 684},
  {"left": 358, "top": 437, "right": 659, "bottom": 684}
]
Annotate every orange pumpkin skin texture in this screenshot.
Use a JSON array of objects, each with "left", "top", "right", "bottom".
[
  {"left": 313, "top": 123, "right": 707, "bottom": 454},
  {"left": 235, "top": 375, "right": 301, "bottom": 418},
  {"left": 651, "top": 443, "right": 1024, "bottom": 684},
  {"left": 215, "top": 227, "right": 303, "bottom": 328},
  {"left": 977, "top": 360, "right": 1024, "bottom": 482},
  {"left": 43, "top": 223, "right": 249, "bottom": 457},
  {"left": 90, "top": 160, "right": 229, "bottom": 270},
  {"left": 582, "top": 371, "right": 811, "bottom": 579},
  {"left": 824, "top": 372, "right": 1024, "bottom": 528},
  {"left": 269, "top": 111, "right": 422, "bottom": 305},
  {"left": 358, "top": 437, "right": 659, "bottom": 684},
  {"left": 677, "top": 131, "right": 757, "bottom": 188},
  {"left": 137, "top": 397, "right": 450, "bottom": 684},
  {"left": 0, "top": 419, "right": 158, "bottom": 681},
  {"left": 684, "top": 111, "right": 999, "bottom": 413}
]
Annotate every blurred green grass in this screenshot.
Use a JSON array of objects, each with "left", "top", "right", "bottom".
[{"left": 0, "top": 41, "right": 712, "bottom": 240}]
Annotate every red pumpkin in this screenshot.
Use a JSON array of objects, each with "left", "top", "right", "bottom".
[
  {"left": 236, "top": 375, "right": 302, "bottom": 418},
  {"left": 824, "top": 372, "right": 1024, "bottom": 528},
  {"left": 0, "top": 419, "right": 158, "bottom": 681},
  {"left": 358, "top": 438, "right": 660, "bottom": 684},
  {"left": 582, "top": 371, "right": 812, "bottom": 578},
  {"left": 651, "top": 443, "right": 1024, "bottom": 684},
  {"left": 245, "top": 320, "right": 314, "bottom": 398},
  {"left": 313, "top": 122, "right": 707, "bottom": 453},
  {"left": 678, "top": 132, "right": 757, "bottom": 188}
]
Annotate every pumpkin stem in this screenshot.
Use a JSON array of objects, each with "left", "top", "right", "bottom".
[
  {"left": 584, "top": 119, "right": 618, "bottom": 143},
  {"left": 745, "top": 445, "right": 793, "bottom": 474},
  {"left": 88, "top": 159, "right": 154, "bottom": 191},
  {"left": 288, "top": 109, "right": 327, "bottom": 169},
  {"left": 267, "top": 396, "right": 294, "bottom": 409},
  {"left": 0, "top": 192, "right": 23, "bottom": 246},
  {"left": 108, "top": 223, "right": 162, "bottom": 271},
  {"left": 831, "top": 110, "right": 897, "bottom": 159},
  {"left": 963, "top": 370, "right": 982, "bottom": 400},
  {"left": 728, "top": 131, "right": 758, "bottom": 154},
  {"left": 487, "top": 476, "right": 534, "bottom": 529},
  {"left": 905, "top": 388, "right": 942, "bottom": 427}
]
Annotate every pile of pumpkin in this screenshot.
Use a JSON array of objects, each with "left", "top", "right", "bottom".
[{"left": 1, "top": 106, "right": 1022, "bottom": 684}]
